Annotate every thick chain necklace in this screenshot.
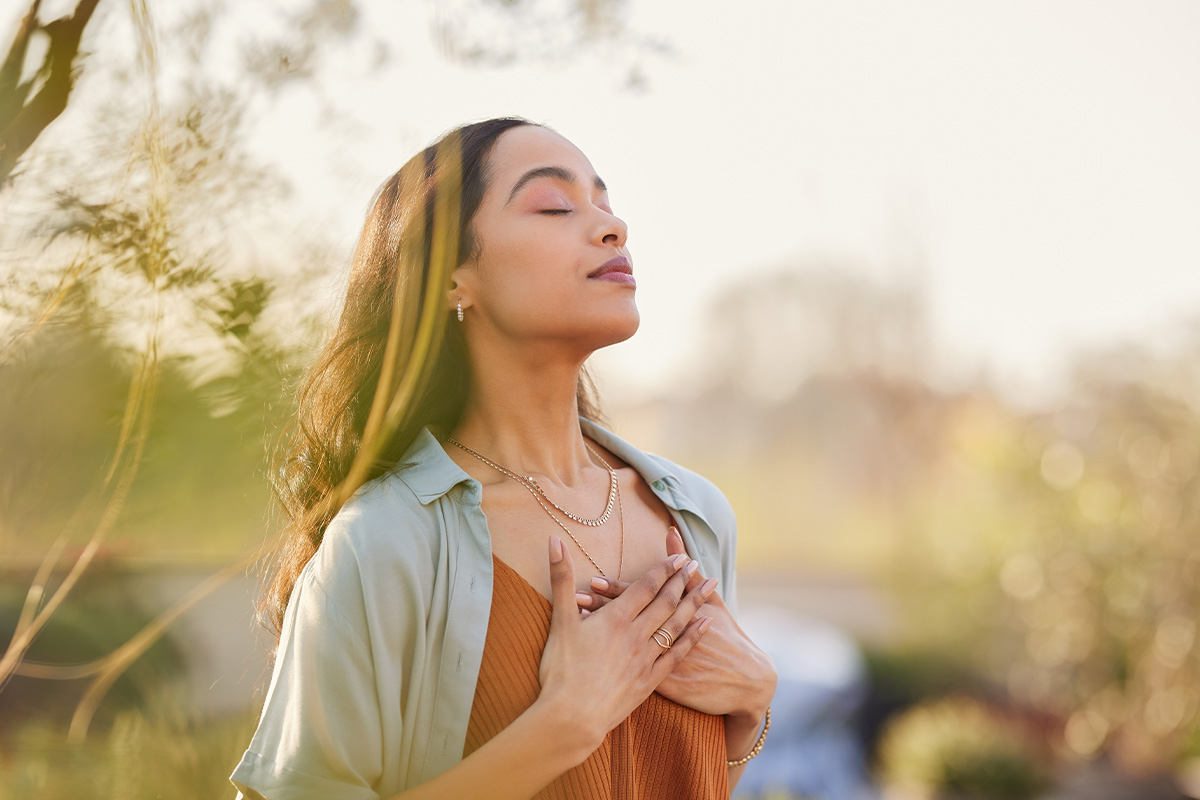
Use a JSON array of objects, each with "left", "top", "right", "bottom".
[{"left": 446, "top": 437, "right": 624, "bottom": 579}]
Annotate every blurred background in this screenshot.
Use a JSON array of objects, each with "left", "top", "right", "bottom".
[{"left": 2, "top": 1, "right": 1199, "bottom": 798}]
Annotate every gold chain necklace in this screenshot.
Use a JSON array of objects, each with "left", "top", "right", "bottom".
[
  {"left": 446, "top": 437, "right": 625, "bottom": 579},
  {"left": 527, "top": 442, "right": 618, "bottom": 527},
  {"left": 445, "top": 438, "right": 617, "bottom": 527}
]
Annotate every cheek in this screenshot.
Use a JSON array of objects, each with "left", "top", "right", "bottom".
[
  {"left": 487, "top": 237, "right": 576, "bottom": 293},
  {"left": 484, "top": 263, "right": 597, "bottom": 336}
]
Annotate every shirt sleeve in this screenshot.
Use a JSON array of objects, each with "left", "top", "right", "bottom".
[{"left": 229, "top": 567, "right": 384, "bottom": 800}]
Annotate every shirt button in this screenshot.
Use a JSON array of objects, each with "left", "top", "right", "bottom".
[{"left": 652, "top": 480, "right": 665, "bottom": 491}]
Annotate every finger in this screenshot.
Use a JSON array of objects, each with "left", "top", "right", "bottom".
[
  {"left": 652, "top": 615, "right": 715, "bottom": 681},
  {"left": 611, "top": 553, "right": 688, "bottom": 617},
  {"left": 666, "top": 525, "right": 687, "bottom": 557},
  {"left": 635, "top": 557, "right": 701, "bottom": 635},
  {"left": 667, "top": 526, "right": 704, "bottom": 592},
  {"left": 589, "top": 576, "right": 630, "bottom": 599},
  {"left": 547, "top": 536, "right": 579, "bottom": 630},
  {"left": 647, "top": 575, "right": 717, "bottom": 656},
  {"left": 576, "top": 591, "right": 616, "bottom": 611}
]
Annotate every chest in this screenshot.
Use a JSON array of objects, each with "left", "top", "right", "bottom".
[
  {"left": 463, "top": 555, "right": 730, "bottom": 799},
  {"left": 481, "top": 468, "right": 676, "bottom": 599}
]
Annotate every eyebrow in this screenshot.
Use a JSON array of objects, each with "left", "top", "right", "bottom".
[{"left": 505, "top": 166, "right": 608, "bottom": 205}]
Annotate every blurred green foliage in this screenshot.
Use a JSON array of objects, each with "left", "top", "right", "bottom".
[
  {"left": 888, "top": 347, "right": 1200, "bottom": 771},
  {"left": 877, "top": 695, "right": 1051, "bottom": 800},
  {"left": 0, "top": 569, "right": 183, "bottom": 732},
  {"left": 0, "top": 694, "right": 257, "bottom": 799},
  {"left": 656, "top": 271, "right": 1200, "bottom": 776},
  {"left": 1, "top": 318, "right": 293, "bottom": 559}
]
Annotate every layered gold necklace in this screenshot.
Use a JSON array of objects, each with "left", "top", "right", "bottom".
[{"left": 446, "top": 437, "right": 625, "bottom": 579}]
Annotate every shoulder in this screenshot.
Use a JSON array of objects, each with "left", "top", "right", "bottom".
[
  {"left": 645, "top": 452, "right": 738, "bottom": 538},
  {"left": 322, "top": 471, "right": 439, "bottom": 556},
  {"left": 314, "top": 426, "right": 475, "bottom": 573},
  {"left": 303, "top": 428, "right": 481, "bottom": 618},
  {"left": 327, "top": 470, "right": 439, "bottom": 546},
  {"left": 304, "top": 470, "right": 447, "bottom": 614}
]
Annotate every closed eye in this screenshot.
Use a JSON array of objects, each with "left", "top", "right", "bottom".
[{"left": 539, "top": 209, "right": 571, "bottom": 215}]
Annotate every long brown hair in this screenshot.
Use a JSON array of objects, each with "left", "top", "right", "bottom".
[{"left": 263, "top": 117, "right": 605, "bottom": 635}]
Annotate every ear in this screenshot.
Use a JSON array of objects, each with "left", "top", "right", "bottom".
[{"left": 449, "top": 264, "right": 477, "bottom": 314}]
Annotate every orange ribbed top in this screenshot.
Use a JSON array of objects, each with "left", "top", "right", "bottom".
[{"left": 464, "top": 556, "right": 729, "bottom": 799}]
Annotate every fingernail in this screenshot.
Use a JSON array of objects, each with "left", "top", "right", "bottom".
[
  {"left": 670, "top": 553, "right": 687, "bottom": 569},
  {"left": 580, "top": 608, "right": 591, "bottom": 617},
  {"left": 701, "top": 577, "right": 718, "bottom": 596},
  {"left": 699, "top": 616, "right": 714, "bottom": 632},
  {"left": 684, "top": 560, "right": 699, "bottom": 577},
  {"left": 590, "top": 577, "right": 608, "bottom": 591},
  {"left": 575, "top": 592, "right": 591, "bottom": 607},
  {"left": 549, "top": 536, "right": 563, "bottom": 563}
]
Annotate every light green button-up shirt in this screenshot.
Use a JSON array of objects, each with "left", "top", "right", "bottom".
[{"left": 231, "top": 418, "right": 740, "bottom": 800}]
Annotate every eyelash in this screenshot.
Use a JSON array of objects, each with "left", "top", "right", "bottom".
[{"left": 539, "top": 209, "right": 571, "bottom": 215}]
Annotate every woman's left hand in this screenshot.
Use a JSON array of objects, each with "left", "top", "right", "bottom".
[{"left": 579, "top": 526, "right": 777, "bottom": 725}]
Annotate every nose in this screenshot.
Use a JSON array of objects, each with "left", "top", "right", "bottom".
[{"left": 595, "top": 207, "right": 628, "bottom": 249}]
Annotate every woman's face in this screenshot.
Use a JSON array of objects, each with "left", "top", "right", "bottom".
[{"left": 454, "top": 125, "right": 638, "bottom": 353}]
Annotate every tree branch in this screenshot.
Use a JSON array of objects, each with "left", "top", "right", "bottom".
[{"left": 0, "top": 0, "right": 102, "bottom": 187}]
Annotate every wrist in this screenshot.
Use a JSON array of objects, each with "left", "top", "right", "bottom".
[
  {"left": 528, "top": 692, "right": 604, "bottom": 768},
  {"left": 729, "top": 664, "right": 777, "bottom": 727},
  {"left": 724, "top": 677, "right": 775, "bottom": 761},
  {"left": 727, "top": 706, "right": 765, "bottom": 734},
  {"left": 726, "top": 706, "right": 771, "bottom": 768},
  {"left": 724, "top": 706, "right": 766, "bottom": 753}
]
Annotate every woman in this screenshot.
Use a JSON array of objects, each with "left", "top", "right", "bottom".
[{"left": 230, "top": 117, "right": 777, "bottom": 799}]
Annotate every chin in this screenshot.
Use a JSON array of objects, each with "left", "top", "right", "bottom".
[
  {"left": 599, "top": 306, "right": 640, "bottom": 346},
  {"left": 567, "top": 309, "right": 639, "bottom": 355}
]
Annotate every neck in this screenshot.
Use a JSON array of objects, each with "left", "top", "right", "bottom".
[{"left": 450, "top": 341, "right": 596, "bottom": 485}]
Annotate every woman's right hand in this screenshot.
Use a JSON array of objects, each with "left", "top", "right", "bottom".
[{"left": 534, "top": 535, "right": 716, "bottom": 761}]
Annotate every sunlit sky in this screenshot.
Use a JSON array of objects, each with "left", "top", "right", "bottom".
[
  {"left": 19, "top": 0, "right": 1200, "bottom": 403},
  {"left": 248, "top": 0, "right": 1200, "bottom": 402}
]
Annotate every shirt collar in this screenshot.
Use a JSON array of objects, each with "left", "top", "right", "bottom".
[
  {"left": 578, "top": 417, "right": 674, "bottom": 486},
  {"left": 394, "top": 428, "right": 477, "bottom": 504}
]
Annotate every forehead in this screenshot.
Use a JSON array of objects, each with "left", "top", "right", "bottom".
[{"left": 485, "top": 126, "right": 598, "bottom": 193}]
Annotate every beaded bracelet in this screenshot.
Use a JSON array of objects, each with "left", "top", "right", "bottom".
[{"left": 726, "top": 706, "right": 771, "bottom": 767}]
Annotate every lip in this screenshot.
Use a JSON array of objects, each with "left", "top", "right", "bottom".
[{"left": 588, "top": 256, "right": 634, "bottom": 284}]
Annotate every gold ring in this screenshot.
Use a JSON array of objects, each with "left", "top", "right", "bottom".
[{"left": 652, "top": 628, "right": 673, "bottom": 650}]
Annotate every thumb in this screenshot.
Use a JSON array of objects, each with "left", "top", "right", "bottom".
[
  {"left": 667, "top": 525, "right": 704, "bottom": 591},
  {"left": 547, "top": 535, "right": 580, "bottom": 628}
]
